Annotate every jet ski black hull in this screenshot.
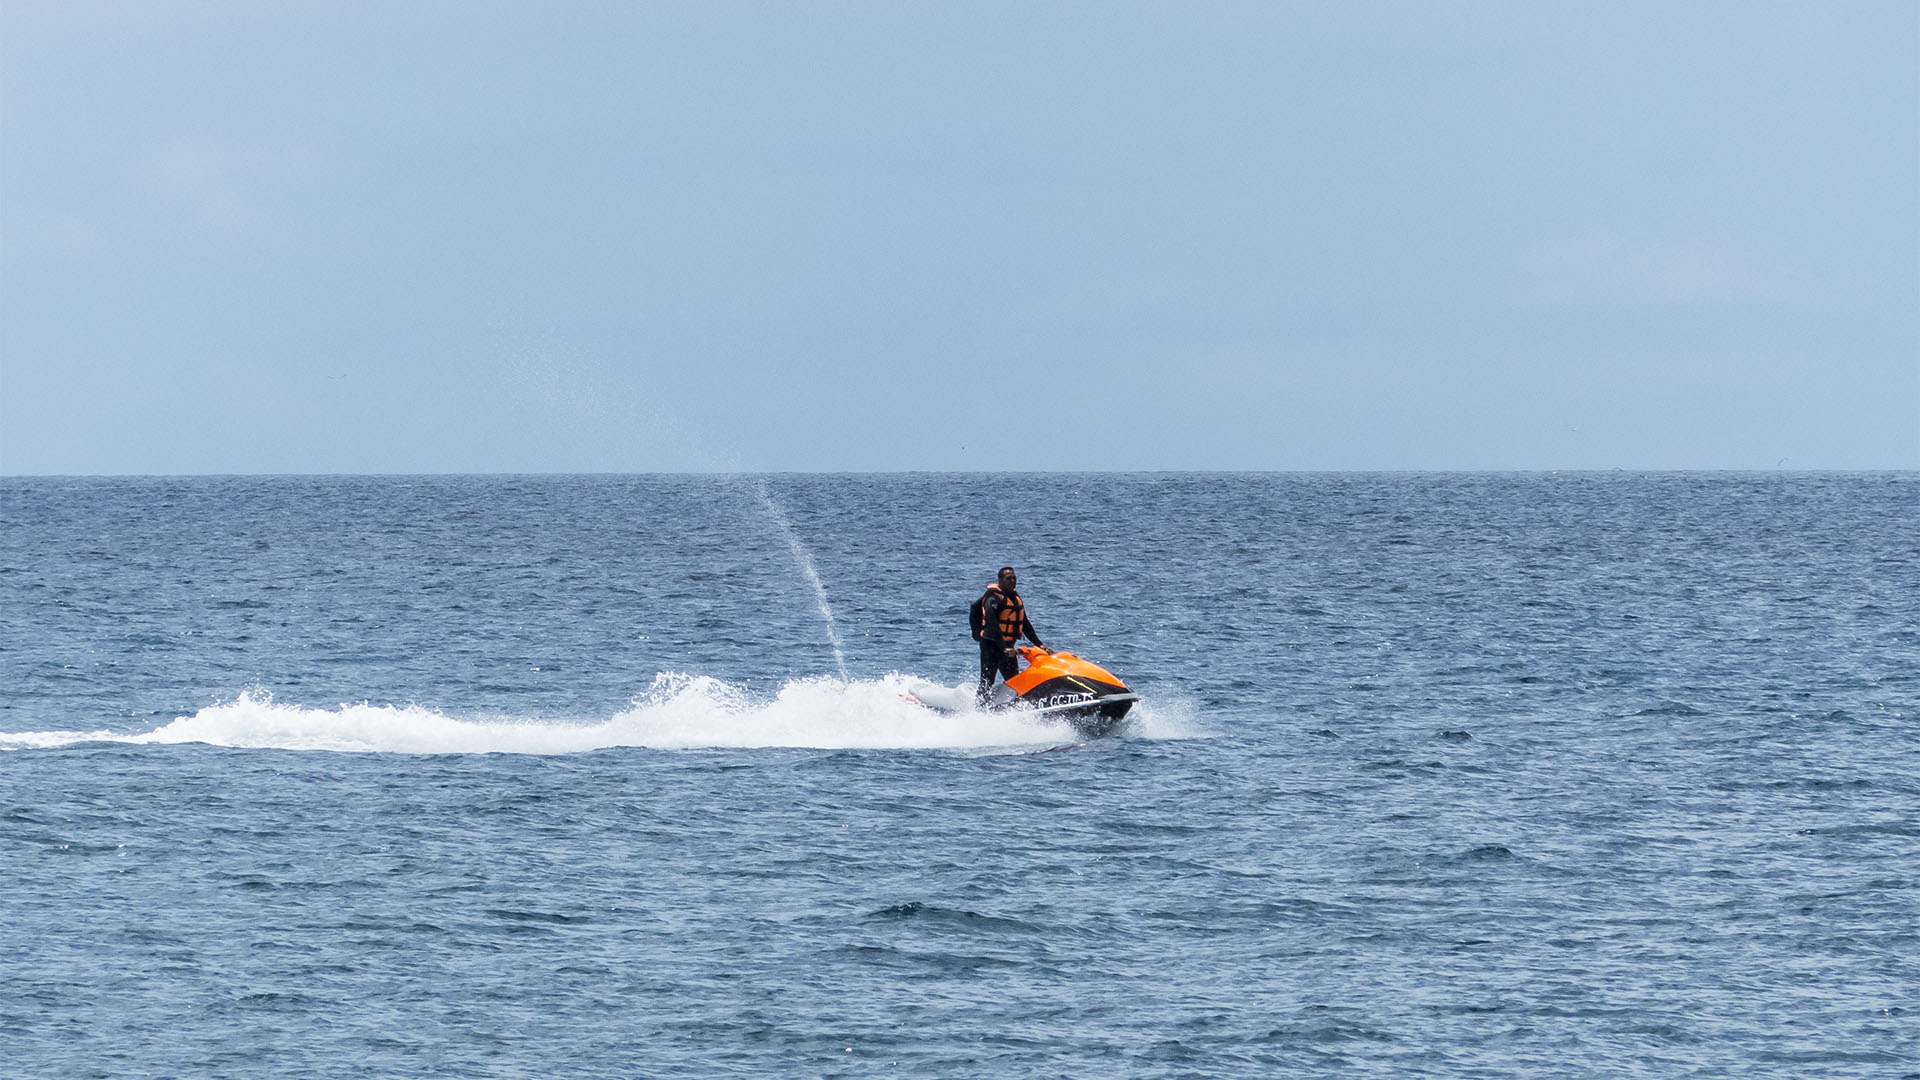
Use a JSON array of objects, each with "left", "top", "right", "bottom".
[{"left": 1040, "top": 695, "right": 1137, "bottom": 740}]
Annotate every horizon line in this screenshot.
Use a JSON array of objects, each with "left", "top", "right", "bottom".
[{"left": 5, "top": 467, "right": 1916, "bottom": 480}]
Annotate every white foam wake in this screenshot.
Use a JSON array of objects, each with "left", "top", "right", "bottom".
[{"left": 0, "top": 674, "right": 1197, "bottom": 755}]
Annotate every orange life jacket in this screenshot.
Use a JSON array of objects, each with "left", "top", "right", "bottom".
[{"left": 994, "top": 592, "right": 1027, "bottom": 643}]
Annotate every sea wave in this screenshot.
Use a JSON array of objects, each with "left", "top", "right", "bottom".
[{"left": 1, "top": 674, "right": 1196, "bottom": 754}]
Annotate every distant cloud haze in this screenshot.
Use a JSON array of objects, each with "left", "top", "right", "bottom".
[
  {"left": 134, "top": 136, "right": 317, "bottom": 232},
  {"left": 1526, "top": 233, "right": 1789, "bottom": 306}
]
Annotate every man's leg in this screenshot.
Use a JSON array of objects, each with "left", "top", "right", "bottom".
[{"left": 978, "top": 640, "right": 1001, "bottom": 704}]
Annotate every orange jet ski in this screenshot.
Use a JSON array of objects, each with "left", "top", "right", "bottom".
[{"left": 906, "top": 645, "right": 1140, "bottom": 739}]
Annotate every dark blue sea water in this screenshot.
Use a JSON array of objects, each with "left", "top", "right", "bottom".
[{"left": 3, "top": 473, "right": 1916, "bottom": 1078}]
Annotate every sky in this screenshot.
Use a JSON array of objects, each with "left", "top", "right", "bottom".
[{"left": 2, "top": 1, "right": 1915, "bottom": 474}]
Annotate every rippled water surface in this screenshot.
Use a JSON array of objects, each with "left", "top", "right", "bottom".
[{"left": 3, "top": 473, "right": 1916, "bottom": 1078}]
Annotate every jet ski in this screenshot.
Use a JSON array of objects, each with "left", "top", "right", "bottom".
[{"left": 904, "top": 645, "right": 1140, "bottom": 739}]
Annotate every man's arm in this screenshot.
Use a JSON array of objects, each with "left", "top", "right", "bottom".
[{"left": 1021, "top": 612, "right": 1043, "bottom": 648}]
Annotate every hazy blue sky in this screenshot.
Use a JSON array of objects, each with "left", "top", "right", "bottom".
[{"left": 3, "top": 1, "right": 1914, "bottom": 473}]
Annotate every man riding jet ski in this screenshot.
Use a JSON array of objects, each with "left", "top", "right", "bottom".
[
  {"left": 973, "top": 567, "right": 1041, "bottom": 703},
  {"left": 907, "top": 567, "right": 1139, "bottom": 739}
]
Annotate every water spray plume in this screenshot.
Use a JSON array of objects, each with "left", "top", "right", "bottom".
[{"left": 750, "top": 478, "right": 848, "bottom": 679}]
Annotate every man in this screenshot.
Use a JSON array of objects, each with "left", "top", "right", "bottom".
[{"left": 974, "top": 566, "right": 1043, "bottom": 703}]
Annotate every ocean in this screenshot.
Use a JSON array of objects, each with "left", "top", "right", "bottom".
[{"left": 2, "top": 472, "right": 1915, "bottom": 1078}]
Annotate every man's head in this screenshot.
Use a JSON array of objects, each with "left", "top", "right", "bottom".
[{"left": 998, "top": 566, "right": 1017, "bottom": 592}]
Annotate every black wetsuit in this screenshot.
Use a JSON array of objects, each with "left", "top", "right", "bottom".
[{"left": 975, "top": 590, "right": 1041, "bottom": 700}]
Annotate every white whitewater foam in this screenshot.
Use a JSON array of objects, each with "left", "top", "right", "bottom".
[{"left": 0, "top": 673, "right": 1195, "bottom": 755}]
